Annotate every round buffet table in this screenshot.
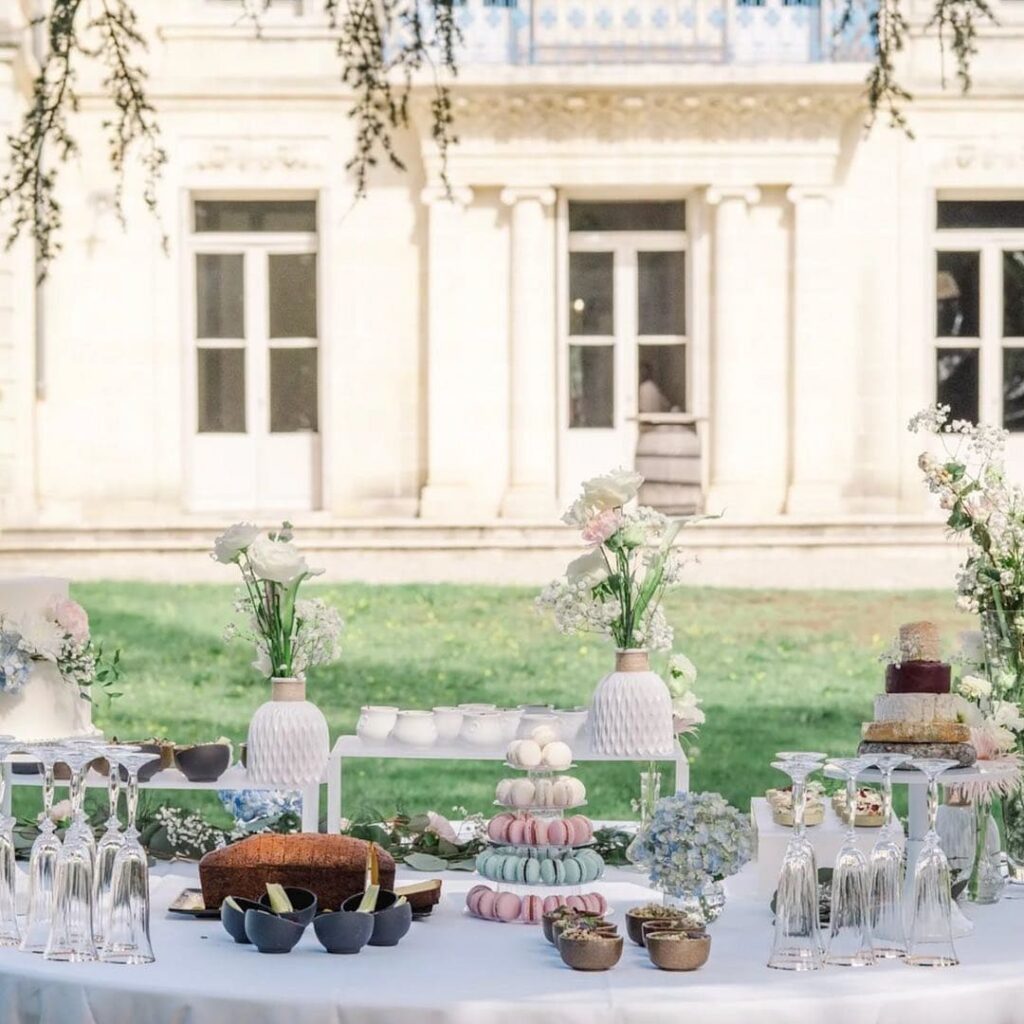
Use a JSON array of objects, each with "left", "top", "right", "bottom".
[{"left": 3, "top": 864, "right": 1024, "bottom": 1024}]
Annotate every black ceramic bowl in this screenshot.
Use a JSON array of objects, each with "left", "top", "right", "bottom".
[
  {"left": 221, "top": 896, "right": 263, "bottom": 944},
  {"left": 175, "top": 743, "right": 231, "bottom": 782},
  {"left": 243, "top": 909, "right": 305, "bottom": 954},
  {"left": 340, "top": 891, "right": 411, "bottom": 948},
  {"left": 313, "top": 910, "right": 374, "bottom": 954},
  {"left": 258, "top": 887, "right": 318, "bottom": 927}
]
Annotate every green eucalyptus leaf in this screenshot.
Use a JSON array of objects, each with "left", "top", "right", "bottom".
[{"left": 403, "top": 852, "right": 449, "bottom": 872}]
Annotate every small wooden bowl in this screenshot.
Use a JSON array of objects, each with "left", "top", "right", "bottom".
[
  {"left": 559, "top": 934, "right": 623, "bottom": 971},
  {"left": 625, "top": 908, "right": 689, "bottom": 946},
  {"left": 646, "top": 931, "right": 711, "bottom": 971}
]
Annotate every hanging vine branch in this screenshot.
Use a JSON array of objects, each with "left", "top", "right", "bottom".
[
  {"left": 839, "top": 0, "right": 995, "bottom": 136},
  {"left": 327, "top": 0, "right": 459, "bottom": 196}
]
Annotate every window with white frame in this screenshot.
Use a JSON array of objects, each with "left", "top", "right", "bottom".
[
  {"left": 192, "top": 198, "right": 319, "bottom": 436},
  {"left": 935, "top": 199, "right": 1024, "bottom": 430},
  {"left": 566, "top": 200, "right": 688, "bottom": 429}
]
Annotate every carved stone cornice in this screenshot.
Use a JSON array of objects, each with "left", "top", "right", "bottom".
[{"left": 416, "top": 88, "right": 863, "bottom": 145}]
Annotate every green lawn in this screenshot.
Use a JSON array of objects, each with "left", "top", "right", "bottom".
[{"left": 49, "top": 583, "right": 972, "bottom": 826}]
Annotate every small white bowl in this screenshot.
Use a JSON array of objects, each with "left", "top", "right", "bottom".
[
  {"left": 554, "top": 707, "right": 589, "bottom": 743},
  {"left": 500, "top": 709, "right": 523, "bottom": 741},
  {"left": 357, "top": 705, "right": 399, "bottom": 743},
  {"left": 392, "top": 710, "right": 438, "bottom": 747},
  {"left": 517, "top": 712, "right": 561, "bottom": 741},
  {"left": 432, "top": 706, "right": 464, "bottom": 742}
]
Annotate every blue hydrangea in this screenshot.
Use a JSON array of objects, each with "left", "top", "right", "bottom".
[
  {"left": 0, "top": 631, "right": 32, "bottom": 695},
  {"left": 217, "top": 788, "right": 301, "bottom": 826},
  {"left": 630, "top": 791, "right": 754, "bottom": 897}
]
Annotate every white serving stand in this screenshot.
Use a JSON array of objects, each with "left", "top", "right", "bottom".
[
  {"left": 324, "top": 735, "right": 689, "bottom": 834},
  {"left": 2, "top": 759, "right": 324, "bottom": 833},
  {"left": 824, "top": 762, "right": 1017, "bottom": 893}
]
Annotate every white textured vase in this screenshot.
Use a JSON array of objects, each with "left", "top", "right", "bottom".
[
  {"left": 246, "top": 677, "right": 330, "bottom": 787},
  {"left": 590, "top": 650, "right": 674, "bottom": 757}
]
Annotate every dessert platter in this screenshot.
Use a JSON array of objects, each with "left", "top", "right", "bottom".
[{"left": 466, "top": 728, "right": 607, "bottom": 924}]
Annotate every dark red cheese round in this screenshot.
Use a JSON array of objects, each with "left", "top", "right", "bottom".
[{"left": 884, "top": 661, "right": 951, "bottom": 694}]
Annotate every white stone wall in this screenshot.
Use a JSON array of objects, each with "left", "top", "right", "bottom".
[{"left": 2, "top": 1, "right": 1024, "bottom": 552}]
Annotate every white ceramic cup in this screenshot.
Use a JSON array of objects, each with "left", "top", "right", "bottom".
[
  {"left": 500, "top": 708, "right": 523, "bottom": 741},
  {"left": 458, "top": 703, "right": 497, "bottom": 713},
  {"left": 392, "top": 710, "right": 438, "bottom": 747},
  {"left": 357, "top": 705, "right": 399, "bottom": 743},
  {"left": 460, "top": 710, "right": 505, "bottom": 748},
  {"left": 432, "top": 706, "right": 464, "bottom": 742},
  {"left": 554, "top": 707, "right": 589, "bottom": 743}
]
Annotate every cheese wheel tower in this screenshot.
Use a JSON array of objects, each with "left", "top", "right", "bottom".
[
  {"left": 859, "top": 621, "right": 976, "bottom": 767},
  {"left": 465, "top": 729, "right": 606, "bottom": 924}
]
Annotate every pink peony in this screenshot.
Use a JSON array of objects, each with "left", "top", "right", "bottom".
[
  {"left": 581, "top": 509, "right": 622, "bottom": 546},
  {"left": 52, "top": 599, "right": 89, "bottom": 645},
  {"left": 425, "top": 811, "right": 461, "bottom": 845}
]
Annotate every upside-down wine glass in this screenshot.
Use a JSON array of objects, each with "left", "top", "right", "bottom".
[
  {"left": 20, "top": 744, "right": 65, "bottom": 953},
  {"left": 906, "top": 758, "right": 960, "bottom": 967},
  {"left": 868, "top": 753, "right": 909, "bottom": 959},
  {"left": 44, "top": 743, "right": 105, "bottom": 962},
  {"left": 0, "top": 739, "right": 22, "bottom": 947},
  {"left": 93, "top": 746, "right": 139, "bottom": 947},
  {"left": 767, "top": 758, "right": 824, "bottom": 971},
  {"left": 825, "top": 756, "right": 876, "bottom": 967},
  {"left": 100, "top": 749, "right": 160, "bottom": 964}
]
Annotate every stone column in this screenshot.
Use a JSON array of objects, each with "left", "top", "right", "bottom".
[
  {"left": 499, "top": 186, "right": 558, "bottom": 519},
  {"left": 418, "top": 185, "right": 481, "bottom": 520},
  {"left": 785, "top": 186, "right": 844, "bottom": 514},
  {"left": 704, "top": 186, "right": 784, "bottom": 515}
]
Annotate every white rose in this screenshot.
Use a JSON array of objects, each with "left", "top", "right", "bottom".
[
  {"left": 213, "top": 523, "right": 260, "bottom": 564},
  {"left": 952, "top": 695, "right": 984, "bottom": 726},
  {"left": 993, "top": 700, "right": 1024, "bottom": 734},
  {"left": 671, "top": 691, "right": 705, "bottom": 732},
  {"left": 565, "top": 548, "right": 609, "bottom": 586},
  {"left": 247, "top": 535, "right": 322, "bottom": 586},
  {"left": 958, "top": 674, "right": 992, "bottom": 701},
  {"left": 17, "top": 613, "right": 64, "bottom": 661},
  {"left": 668, "top": 653, "right": 698, "bottom": 690},
  {"left": 580, "top": 468, "right": 643, "bottom": 513}
]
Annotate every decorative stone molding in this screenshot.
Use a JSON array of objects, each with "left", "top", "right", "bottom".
[
  {"left": 187, "top": 139, "right": 325, "bottom": 174},
  {"left": 426, "top": 89, "right": 862, "bottom": 144},
  {"left": 785, "top": 185, "right": 834, "bottom": 206},
  {"left": 420, "top": 185, "right": 475, "bottom": 208},
  {"left": 706, "top": 186, "right": 761, "bottom": 207},
  {"left": 499, "top": 187, "right": 556, "bottom": 207}
]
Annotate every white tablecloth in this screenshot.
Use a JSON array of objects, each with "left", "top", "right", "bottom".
[{"left": 3, "top": 862, "right": 1024, "bottom": 1024}]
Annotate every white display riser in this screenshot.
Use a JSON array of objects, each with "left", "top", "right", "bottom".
[
  {"left": 750, "top": 796, "right": 903, "bottom": 899},
  {"left": 325, "top": 736, "right": 690, "bottom": 834},
  {"left": 2, "top": 762, "right": 323, "bottom": 833}
]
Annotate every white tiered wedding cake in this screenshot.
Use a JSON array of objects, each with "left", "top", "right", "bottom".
[{"left": 0, "top": 577, "right": 98, "bottom": 741}]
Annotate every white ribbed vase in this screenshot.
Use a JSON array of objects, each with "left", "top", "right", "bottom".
[
  {"left": 589, "top": 650, "right": 675, "bottom": 757},
  {"left": 246, "top": 677, "right": 330, "bottom": 787}
]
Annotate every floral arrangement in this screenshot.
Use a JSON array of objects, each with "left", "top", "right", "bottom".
[
  {"left": 909, "top": 406, "right": 1024, "bottom": 681},
  {"left": 0, "top": 596, "right": 121, "bottom": 700},
  {"left": 341, "top": 808, "right": 487, "bottom": 871},
  {"left": 216, "top": 788, "right": 303, "bottom": 827},
  {"left": 213, "top": 521, "right": 344, "bottom": 679},
  {"left": 629, "top": 791, "right": 753, "bottom": 897},
  {"left": 537, "top": 469, "right": 698, "bottom": 653}
]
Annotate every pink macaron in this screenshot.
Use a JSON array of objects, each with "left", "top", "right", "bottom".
[
  {"left": 494, "top": 892, "right": 522, "bottom": 922},
  {"left": 566, "top": 894, "right": 587, "bottom": 912},
  {"left": 542, "top": 894, "right": 561, "bottom": 915},
  {"left": 572, "top": 816, "right": 593, "bottom": 843},
  {"left": 582, "top": 893, "right": 603, "bottom": 914},
  {"left": 532, "top": 817, "right": 548, "bottom": 844},
  {"left": 590, "top": 892, "right": 608, "bottom": 915},
  {"left": 520, "top": 894, "right": 543, "bottom": 923},
  {"left": 486, "top": 816, "right": 509, "bottom": 843},
  {"left": 547, "top": 819, "right": 570, "bottom": 846},
  {"left": 477, "top": 889, "right": 498, "bottom": 919},
  {"left": 507, "top": 818, "right": 526, "bottom": 845}
]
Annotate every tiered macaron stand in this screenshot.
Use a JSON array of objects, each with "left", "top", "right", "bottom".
[
  {"left": 324, "top": 736, "right": 689, "bottom": 833},
  {"left": 466, "top": 752, "right": 608, "bottom": 924}
]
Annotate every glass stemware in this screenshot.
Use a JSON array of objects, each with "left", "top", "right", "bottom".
[
  {"left": 0, "top": 740, "right": 23, "bottom": 947},
  {"left": 867, "top": 753, "right": 909, "bottom": 959},
  {"left": 20, "top": 744, "right": 65, "bottom": 953},
  {"left": 767, "top": 758, "right": 824, "bottom": 971},
  {"left": 44, "top": 744, "right": 104, "bottom": 962},
  {"left": 825, "top": 756, "right": 876, "bottom": 967},
  {"left": 100, "top": 749, "right": 159, "bottom": 964},
  {"left": 93, "top": 746, "right": 139, "bottom": 947},
  {"left": 906, "top": 758, "right": 960, "bottom": 967}
]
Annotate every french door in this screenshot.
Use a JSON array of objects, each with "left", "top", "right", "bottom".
[
  {"left": 559, "top": 200, "right": 689, "bottom": 502},
  {"left": 188, "top": 200, "right": 320, "bottom": 512}
]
